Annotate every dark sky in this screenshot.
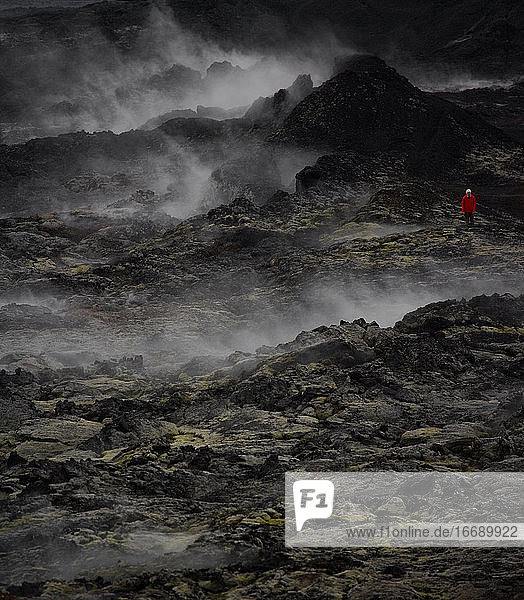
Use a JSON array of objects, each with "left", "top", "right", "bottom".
[{"left": 0, "top": 0, "right": 103, "bottom": 15}]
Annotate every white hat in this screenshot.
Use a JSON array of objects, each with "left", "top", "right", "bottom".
[{"left": 466, "top": 188, "right": 472, "bottom": 193}]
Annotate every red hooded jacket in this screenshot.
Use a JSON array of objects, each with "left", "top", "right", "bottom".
[{"left": 462, "top": 194, "right": 476, "bottom": 212}]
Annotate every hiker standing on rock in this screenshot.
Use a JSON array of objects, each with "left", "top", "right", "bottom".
[{"left": 462, "top": 188, "right": 476, "bottom": 227}]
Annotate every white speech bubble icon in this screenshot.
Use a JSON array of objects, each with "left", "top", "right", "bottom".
[{"left": 293, "top": 479, "right": 334, "bottom": 531}]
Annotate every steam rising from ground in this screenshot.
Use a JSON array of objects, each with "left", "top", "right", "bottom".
[
  {"left": 0, "top": 275, "right": 519, "bottom": 374},
  {"left": 0, "top": 4, "right": 353, "bottom": 143},
  {"left": 210, "top": 275, "right": 522, "bottom": 355}
]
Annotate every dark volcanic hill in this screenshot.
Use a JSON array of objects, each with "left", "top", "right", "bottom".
[{"left": 269, "top": 56, "right": 521, "bottom": 181}]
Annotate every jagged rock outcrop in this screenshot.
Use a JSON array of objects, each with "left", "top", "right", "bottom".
[
  {"left": 204, "top": 60, "right": 245, "bottom": 83},
  {"left": 268, "top": 56, "right": 521, "bottom": 181},
  {"left": 244, "top": 74, "right": 314, "bottom": 126},
  {"left": 146, "top": 63, "right": 202, "bottom": 93},
  {"left": 295, "top": 164, "right": 324, "bottom": 193}
]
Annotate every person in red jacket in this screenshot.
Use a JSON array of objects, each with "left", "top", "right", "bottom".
[{"left": 462, "top": 188, "right": 476, "bottom": 226}]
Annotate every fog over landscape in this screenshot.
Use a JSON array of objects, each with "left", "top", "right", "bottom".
[
  {"left": 1, "top": 4, "right": 352, "bottom": 143},
  {"left": 1, "top": 2, "right": 521, "bottom": 144},
  {"left": 0, "top": 1, "right": 522, "bottom": 598}
]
